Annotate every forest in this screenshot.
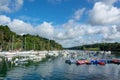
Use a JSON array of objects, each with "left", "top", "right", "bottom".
[
  {"left": 1, "top": 25, "right": 120, "bottom": 51},
  {"left": 67, "top": 43, "right": 120, "bottom": 51},
  {"left": 0, "top": 25, "right": 62, "bottom": 51}
]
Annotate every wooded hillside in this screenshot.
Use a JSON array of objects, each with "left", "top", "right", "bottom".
[
  {"left": 66, "top": 43, "right": 120, "bottom": 51},
  {"left": 0, "top": 25, "right": 62, "bottom": 51}
]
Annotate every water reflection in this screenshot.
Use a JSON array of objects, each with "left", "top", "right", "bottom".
[
  {"left": 112, "top": 52, "right": 120, "bottom": 58},
  {"left": 0, "top": 51, "right": 120, "bottom": 80},
  {"left": 0, "top": 58, "right": 9, "bottom": 77}
]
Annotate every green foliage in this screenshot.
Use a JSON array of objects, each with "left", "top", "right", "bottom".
[
  {"left": 84, "top": 48, "right": 100, "bottom": 51},
  {"left": 67, "top": 43, "right": 120, "bottom": 51},
  {"left": 0, "top": 25, "right": 62, "bottom": 51}
]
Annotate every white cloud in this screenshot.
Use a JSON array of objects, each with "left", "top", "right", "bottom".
[
  {"left": 73, "top": 8, "right": 85, "bottom": 20},
  {"left": 62, "top": 19, "right": 75, "bottom": 29},
  {"left": 109, "top": 32, "right": 120, "bottom": 39},
  {"left": 101, "top": 0, "right": 117, "bottom": 5},
  {"left": 18, "top": 15, "right": 40, "bottom": 24},
  {"left": 88, "top": 0, "right": 118, "bottom": 4},
  {"left": 0, "top": 15, "right": 11, "bottom": 25},
  {"left": 0, "top": 0, "right": 23, "bottom": 13},
  {"left": 103, "top": 32, "right": 120, "bottom": 41},
  {"left": 57, "top": 22, "right": 85, "bottom": 40},
  {"left": 116, "top": 26, "right": 120, "bottom": 31},
  {"left": 8, "top": 19, "right": 35, "bottom": 35},
  {"left": 36, "top": 22, "right": 54, "bottom": 39},
  {"left": 89, "top": 1, "right": 120, "bottom": 25},
  {"left": 102, "top": 25, "right": 120, "bottom": 40},
  {"left": 87, "top": 26, "right": 100, "bottom": 34},
  {"left": 14, "top": 0, "right": 23, "bottom": 10}
]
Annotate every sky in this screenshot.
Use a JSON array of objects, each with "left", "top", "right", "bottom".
[{"left": 0, "top": 0, "right": 120, "bottom": 48}]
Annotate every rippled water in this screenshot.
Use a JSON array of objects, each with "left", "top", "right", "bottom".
[{"left": 1, "top": 52, "right": 120, "bottom": 80}]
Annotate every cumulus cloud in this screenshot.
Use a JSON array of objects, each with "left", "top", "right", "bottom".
[
  {"left": 109, "top": 32, "right": 120, "bottom": 39},
  {"left": 54, "top": 26, "right": 81, "bottom": 40},
  {"left": 89, "top": 0, "right": 120, "bottom": 25},
  {"left": 36, "top": 22, "right": 54, "bottom": 39},
  {"left": 87, "top": 0, "right": 120, "bottom": 42},
  {"left": 116, "top": 26, "right": 120, "bottom": 31},
  {"left": 102, "top": 25, "right": 120, "bottom": 40},
  {"left": 8, "top": 19, "right": 35, "bottom": 35},
  {"left": 73, "top": 8, "right": 85, "bottom": 20},
  {"left": 58, "top": 21, "right": 86, "bottom": 40},
  {"left": 0, "top": 15, "right": 11, "bottom": 25},
  {"left": 0, "top": 0, "right": 23, "bottom": 13},
  {"left": 88, "top": 0, "right": 118, "bottom": 4},
  {"left": 101, "top": 0, "right": 117, "bottom": 5}
]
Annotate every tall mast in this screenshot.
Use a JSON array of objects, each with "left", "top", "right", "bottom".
[
  {"left": 1, "top": 31, "right": 4, "bottom": 51},
  {"left": 12, "top": 35, "right": 14, "bottom": 51},
  {"left": 25, "top": 36, "right": 26, "bottom": 50},
  {"left": 34, "top": 40, "right": 35, "bottom": 50}
]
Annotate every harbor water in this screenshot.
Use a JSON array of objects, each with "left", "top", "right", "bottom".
[{"left": 0, "top": 51, "right": 120, "bottom": 80}]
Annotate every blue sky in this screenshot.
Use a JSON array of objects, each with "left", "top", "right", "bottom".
[
  {"left": 6, "top": 0, "right": 93, "bottom": 24},
  {"left": 0, "top": 0, "right": 120, "bottom": 47}
]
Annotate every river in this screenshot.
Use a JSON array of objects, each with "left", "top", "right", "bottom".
[{"left": 0, "top": 51, "right": 120, "bottom": 80}]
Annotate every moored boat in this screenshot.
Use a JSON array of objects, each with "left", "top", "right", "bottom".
[
  {"left": 90, "top": 60, "right": 98, "bottom": 65},
  {"left": 111, "top": 59, "right": 120, "bottom": 64},
  {"left": 76, "top": 60, "right": 86, "bottom": 65},
  {"left": 98, "top": 61, "right": 106, "bottom": 65},
  {"left": 98, "top": 59, "right": 107, "bottom": 63},
  {"left": 84, "top": 60, "right": 91, "bottom": 65},
  {"left": 65, "top": 59, "right": 77, "bottom": 64}
]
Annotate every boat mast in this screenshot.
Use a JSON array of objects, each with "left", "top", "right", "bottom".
[
  {"left": 21, "top": 34, "right": 26, "bottom": 51},
  {"left": 25, "top": 36, "right": 26, "bottom": 50},
  {"left": 12, "top": 35, "right": 14, "bottom": 51},
  {"left": 34, "top": 40, "right": 35, "bottom": 50},
  {"left": 0, "top": 31, "right": 4, "bottom": 51}
]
